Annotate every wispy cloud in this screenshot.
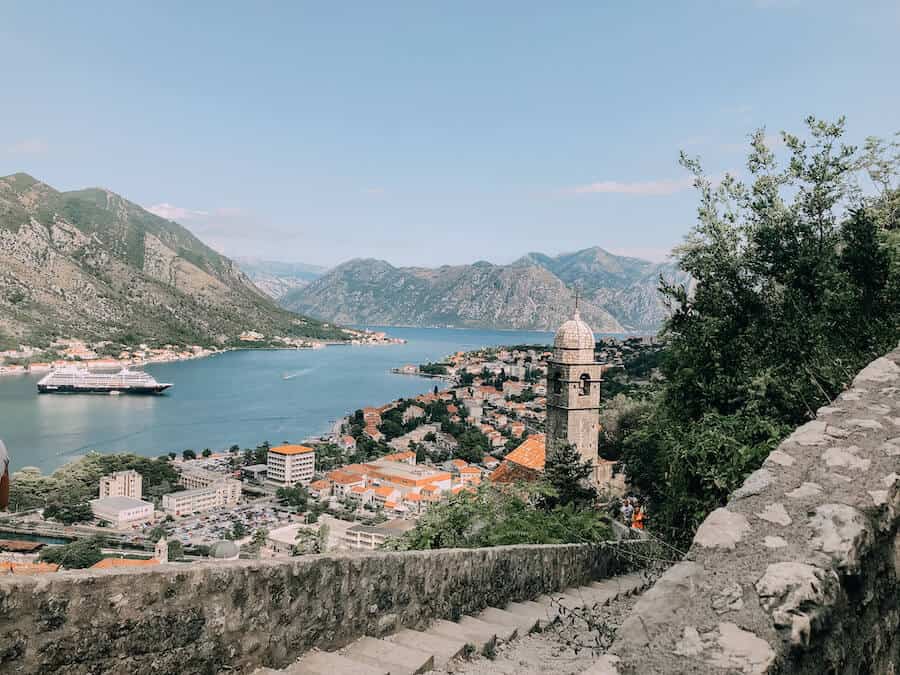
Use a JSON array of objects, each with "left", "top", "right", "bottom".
[
  {"left": 361, "top": 187, "right": 385, "bottom": 195},
  {"left": 7, "top": 138, "right": 49, "bottom": 155},
  {"left": 145, "top": 203, "right": 210, "bottom": 221},
  {"left": 567, "top": 176, "right": 695, "bottom": 196}
]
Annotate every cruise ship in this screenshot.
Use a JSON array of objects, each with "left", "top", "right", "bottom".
[{"left": 36, "top": 367, "right": 173, "bottom": 395}]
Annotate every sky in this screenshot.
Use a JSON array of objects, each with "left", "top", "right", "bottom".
[{"left": 2, "top": 1, "right": 899, "bottom": 268}]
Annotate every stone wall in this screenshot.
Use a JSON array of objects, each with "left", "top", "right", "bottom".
[
  {"left": 0, "top": 542, "right": 632, "bottom": 674},
  {"left": 601, "top": 346, "right": 900, "bottom": 675}
]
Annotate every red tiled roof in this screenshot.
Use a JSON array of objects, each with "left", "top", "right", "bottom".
[
  {"left": 91, "top": 558, "right": 160, "bottom": 570},
  {"left": 328, "top": 470, "right": 364, "bottom": 485},
  {"left": 503, "top": 434, "right": 545, "bottom": 471}
]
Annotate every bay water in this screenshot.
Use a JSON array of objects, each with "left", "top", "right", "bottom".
[{"left": 0, "top": 327, "right": 556, "bottom": 473}]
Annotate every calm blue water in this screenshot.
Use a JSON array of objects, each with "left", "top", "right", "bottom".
[{"left": 0, "top": 327, "right": 555, "bottom": 473}]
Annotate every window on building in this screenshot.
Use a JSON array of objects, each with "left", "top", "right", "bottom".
[
  {"left": 553, "top": 372, "right": 562, "bottom": 394},
  {"left": 580, "top": 373, "right": 591, "bottom": 396}
]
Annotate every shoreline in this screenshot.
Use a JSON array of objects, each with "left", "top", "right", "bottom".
[{"left": 0, "top": 333, "right": 409, "bottom": 377}]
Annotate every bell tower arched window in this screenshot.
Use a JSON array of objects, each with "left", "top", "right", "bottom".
[{"left": 579, "top": 373, "right": 591, "bottom": 396}]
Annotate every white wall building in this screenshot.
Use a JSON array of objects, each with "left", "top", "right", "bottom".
[
  {"left": 90, "top": 496, "right": 154, "bottom": 528},
  {"left": 180, "top": 467, "right": 229, "bottom": 490},
  {"left": 99, "top": 470, "right": 143, "bottom": 499},
  {"left": 267, "top": 445, "right": 315, "bottom": 485},
  {"left": 162, "top": 479, "right": 242, "bottom": 516}
]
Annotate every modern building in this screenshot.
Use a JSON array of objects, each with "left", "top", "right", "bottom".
[
  {"left": 267, "top": 444, "right": 315, "bottom": 485},
  {"left": 545, "top": 308, "right": 603, "bottom": 484},
  {"left": 341, "top": 519, "right": 415, "bottom": 551},
  {"left": 179, "top": 467, "right": 230, "bottom": 490},
  {"left": 89, "top": 496, "right": 155, "bottom": 528},
  {"left": 241, "top": 464, "right": 268, "bottom": 483},
  {"left": 99, "top": 470, "right": 143, "bottom": 500},
  {"left": 161, "top": 479, "right": 242, "bottom": 516}
]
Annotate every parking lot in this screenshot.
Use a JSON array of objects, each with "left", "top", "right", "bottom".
[{"left": 155, "top": 501, "right": 299, "bottom": 547}]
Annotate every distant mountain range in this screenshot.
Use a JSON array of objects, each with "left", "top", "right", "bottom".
[
  {"left": 234, "top": 257, "right": 327, "bottom": 299},
  {"left": 0, "top": 173, "right": 344, "bottom": 348},
  {"left": 278, "top": 248, "right": 691, "bottom": 332}
]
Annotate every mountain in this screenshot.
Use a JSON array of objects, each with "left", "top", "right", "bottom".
[
  {"left": 281, "top": 248, "right": 689, "bottom": 332},
  {"left": 235, "top": 257, "right": 328, "bottom": 299},
  {"left": 0, "top": 173, "right": 345, "bottom": 348}
]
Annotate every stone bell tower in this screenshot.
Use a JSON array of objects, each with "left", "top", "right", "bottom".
[
  {"left": 155, "top": 536, "right": 169, "bottom": 564},
  {"left": 545, "top": 307, "right": 603, "bottom": 483}
]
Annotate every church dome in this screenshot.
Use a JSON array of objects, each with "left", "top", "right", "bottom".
[
  {"left": 554, "top": 311, "right": 595, "bottom": 351},
  {"left": 208, "top": 540, "right": 240, "bottom": 560}
]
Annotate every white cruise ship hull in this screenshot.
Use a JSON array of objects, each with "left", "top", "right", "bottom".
[
  {"left": 36, "top": 367, "right": 173, "bottom": 395},
  {"left": 37, "top": 383, "right": 172, "bottom": 395}
]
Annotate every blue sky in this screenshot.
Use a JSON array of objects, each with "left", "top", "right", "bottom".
[{"left": 2, "top": 1, "right": 898, "bottom": 267}]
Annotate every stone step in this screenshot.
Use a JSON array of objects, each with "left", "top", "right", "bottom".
[
  {"left": 386, "top": 628, "right": 468, "bottom": 668},
  {"left": 340, "top": 636, "right": 434, "bottom": 675},
  {"left": 615, "top": 572, "right": 651, "bottom": 595},
  {"left": 504, "top": 599, "right": 558, "bottom": 627},
  {"left": 563, "top": 585, "right": 615, "bottom": 607},
  {"left": 458, "top": 615, "right": 517, "bottom": 642},
  {"left": 426, "top": 618, "right": 497, "bottom": 654},
  {"left": 287, "top": 650, "right": 388, "bottom": 675},
  {"left": 477, "top": 606, "right": 539, "bottom": 637}
]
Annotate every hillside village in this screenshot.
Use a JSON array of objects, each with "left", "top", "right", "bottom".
[{"left": 0, "top": 330, "right": 663, "bottom": 573}]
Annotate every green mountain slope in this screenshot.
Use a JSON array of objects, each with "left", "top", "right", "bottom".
[{"left": 0, "top": 173, "right": 345, "bottom": 347}]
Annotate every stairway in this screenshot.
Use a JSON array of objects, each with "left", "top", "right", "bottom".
[{"left": 255, "top": 572, "right": 649, "bottom": 675}]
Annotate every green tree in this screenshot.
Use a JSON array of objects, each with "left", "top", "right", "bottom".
[
  {"left": 182, "top": 449, "right": 196, "bottom": 460},
  {"left": 245, "top": 528, "right": 269, "bottom": 556},
  {"left": 167, "top": 540, "right": 184, "bottom": 561},
  {"left": 542, "top": 443, "right": 596, "bottom": 510},
  {"left": 455, "top": 428, "right": 490, "bottom": 463},
  {"left": 619, "top": 118, "right": 900, "bottom": 545},
  {"left": 39, "top": 536, "right": 106, "bottom": 569},
  {"left": 43, "top": 501, "right": 93, "bottom": 525},
  {"left": 386, "top": 485, "right": 610, "bottom": 551},
  {"left": 276, "top": 485, "right": 309, "bottom": 509},
  {"left": 227, "top": 522, "right": 247, "bottom": 540},
  {"left": 201, "top": 448, "right": 212, "bottom": 458},
  {"left": 293, "top": 524, "right": 328, "bottom": 555}
]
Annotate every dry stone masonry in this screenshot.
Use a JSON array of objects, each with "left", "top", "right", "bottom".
[
  {"left": 600, "top": 345, "right": 900, "bottom": 675},
  {"left": 0, "top": 541, "right": 634, "bottom": 674}
]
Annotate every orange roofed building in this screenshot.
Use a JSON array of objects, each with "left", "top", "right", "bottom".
[
  {"left": 1, "top": 562, "right": 60, "bottom": 575},
  {"left": 267, "top": 445, "right": 315, "bottom": 486},
  {"left": 90, "top": 557, "right": 160, "bottom": 570},
  {"left": 490, "top": 434, "right": 546, "bottom": 484}
]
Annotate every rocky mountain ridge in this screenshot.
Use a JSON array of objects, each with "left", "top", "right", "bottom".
[
  {"left": 234, "top": 257, "right": 326, "bottom": 300},
  {"left": 281, "top": 248, "right": 691, "bottom": 332},
  {"left": 0, "top": 173, "right": 344, "bottom": 348}
]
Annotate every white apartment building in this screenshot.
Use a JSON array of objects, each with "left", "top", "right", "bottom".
[
  {"left": 341, "top": 520, "right": 415, "bottom": 551},
  {"left": 180, "top": 467, "right": 228, "bottom": 490},
  {"left": 161, "top": 479, "right": 242, "bottom": 516},
  {"left": 99, "top": 470, "right": 143, "bottom": 499},
  {"left": 90, "top": 496, "right": 154, "bottom": 528},
  {"left": 267, "top": 445, "right": 315, "bottom": 485}
]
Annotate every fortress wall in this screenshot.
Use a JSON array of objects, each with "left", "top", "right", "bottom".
[
  {"left": 0, "top": 540, "right": 633, "bottom": 674},
  {"left": 599, "top": 345, "right": 900, "bottom": 675}
]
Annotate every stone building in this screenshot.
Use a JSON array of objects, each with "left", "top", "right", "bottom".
[{"left": 545, "top": 309, "right": 603, "bottom": 484}]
